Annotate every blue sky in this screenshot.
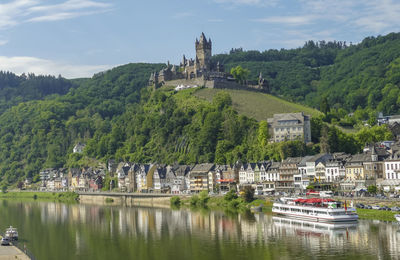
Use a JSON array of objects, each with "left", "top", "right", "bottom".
[{"left": 0, "top": 0, "right": 399, "bottom": 78}]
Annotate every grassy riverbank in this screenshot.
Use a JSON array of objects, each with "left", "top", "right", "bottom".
[
  {"left": 172, "top": 193, "right": 400, "bottom": 222},
  {"left": 171, "top": 190, "right": 273, "bottom": 213},
  {"left": 0, "top": 191, "right": 79, "bottom": 203},
  {"left": 356, "top": 208, "right": 397, "bottom": 222}
]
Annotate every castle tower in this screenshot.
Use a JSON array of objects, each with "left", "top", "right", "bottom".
[{"left": 195, "top": 32, "right": 212, "bottom": 70}]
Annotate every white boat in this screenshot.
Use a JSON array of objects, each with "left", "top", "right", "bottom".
[
  {"left": 395, "top": 214, "right": 400, "bottom": 222},
  {"left": 272, "top": 197, "right": 358, "bottom": 223},
  {"left": 5, "top": 226, "right": 18, "bottom": 241}
]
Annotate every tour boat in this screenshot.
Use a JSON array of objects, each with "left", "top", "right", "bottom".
[
  {"left": 272, "top": 197, "right": 358, "bottom": 223},
  {"left": 5, "top": 226, "right": 18, "bottom": 241}
]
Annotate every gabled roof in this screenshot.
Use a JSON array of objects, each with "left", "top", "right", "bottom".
[
  {"left": 282, "top": 157, "right": 302, "bottom": 164},
  {"left": 174, "top": 165, "right": 193, "bottom": 177},
  {"left": 274, "top": 113, "right": 304, "bottom": 122},
  {"left": 191, "top": 163, "right": 215, "bottom": 173},
  {"left": 298, "top": 156, "right": 314, "bottom": 167}
]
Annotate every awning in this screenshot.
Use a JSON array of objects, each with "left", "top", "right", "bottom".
[{"left": 217, "top": 179, "right": 235, "bottom": 183}]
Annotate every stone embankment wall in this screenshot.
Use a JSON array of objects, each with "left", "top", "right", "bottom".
[
  {"left": 335, "top": 196, "right": 400, "bottom": 206},
  {"left": 79, "top": 194, "right": 173, "bottom": 208}
]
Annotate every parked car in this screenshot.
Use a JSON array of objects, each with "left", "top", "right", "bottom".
[
  {"left": 365, "top": 205, "right": 372, "bottom": 209},
  {"left": 381, "top": 206, "right": 391, "bottom": 211},
  {"left": 356, "top": 203, "right": 365, "bottom": 209},
  {"left": 1, "top": 237, "right": 10, "bottom": 246},
  {"left": 391, "top": 206, "right": 400, "bottom": 212},
  {"left": 372, "top": 205, "right": 381, "bottom": 210}
]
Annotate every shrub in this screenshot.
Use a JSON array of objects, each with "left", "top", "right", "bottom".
[
  {"left": 105, "top": 198, "right": 114, "bottom": 203},
  {"left": 190, "top": 195, "right": 199, "bottom": 206},
  {"left": 198, "top": 190, "right": 210, "bottom": 206},
  {"left": 242, "top": 186, "right": 254, "bottom": 203},
  {"left": 228, "top": 198, "right": 241, "bottom": 209},
  {"left": 224, "top": 190, "right": 238, "bottom": 201},
  {"left": 170, "top": 196, "right": 181, "bottom": 207}
]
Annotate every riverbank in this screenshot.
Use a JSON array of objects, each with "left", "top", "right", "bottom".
[
  {"left": 0, "top": 244, "right": 30, "bottom": 260},
  {"left": 175, "top": 194, "right": 400, "bottom": 222},
  {"left": 2, "top": 191, "right": 399, "bottom": 222},
  {"left": 0, "top": 191, "right": 79, "bottom": 203}
]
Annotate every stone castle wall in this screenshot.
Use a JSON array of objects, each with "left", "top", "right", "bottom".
[{"left": 163, "top": 78, "right": 268, "bottom": 92}]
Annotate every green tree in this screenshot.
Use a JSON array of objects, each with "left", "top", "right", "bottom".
[
  {"left": 224, "top": 189, "right": 238, "bottom": 201},
  {"left": 320, "top": 125, "right": 330, "bottom": 153},
  {"left": 257, "top": 121, "right": 269, "bottom": 147},
  {"left": 242, "top": 186, "right": 254, "bottom": 203},
  {"left": 367, "top": 185, "right": 377, "bottom": 194},
  {"left": 230, "top": 66, "right": 250, "bottom": 84},
  {"left": 320, "top": 96, "right": 330, "bottom": 115}
]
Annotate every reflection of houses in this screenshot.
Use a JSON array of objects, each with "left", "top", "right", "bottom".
[{"left": 189, "top": 163, "right": 215, "bottom": 193}]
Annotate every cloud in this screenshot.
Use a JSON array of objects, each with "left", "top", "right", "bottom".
[
  {"left": 0, "top": 39, "right": 9, "bottom": 46},
  {"left": 0, "top": 0, "right": 112, "bottom": 29},
  {"left": 213, "top": 0, "right": 278, "bottom": 6},
  {"left": 254, "top": 15, "right": 316, "bottom": 25},
  {"left": 208, "top": 19, "right": 224, "bottom": 23},
  {"left": 172, "top": 12, "right": 195, "bottom": 19},
  {"left": 0, "top": 56, "right": 113, "bottom": 78}
]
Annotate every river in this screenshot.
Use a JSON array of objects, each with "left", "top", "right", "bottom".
[{"left": 0, "top": 200, "right": 399, "bottom": 260}]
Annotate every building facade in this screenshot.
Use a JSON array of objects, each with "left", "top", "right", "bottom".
[{"left": 268, "top": 112, "right": 311, "bottom": 143}]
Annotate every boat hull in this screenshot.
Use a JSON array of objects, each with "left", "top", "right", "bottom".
[
  {"left": 272, "top": 202, "right": 358, "bottom": 223},
  {"left": 272, "top": 210, "right": 358, "bottom": 223}
]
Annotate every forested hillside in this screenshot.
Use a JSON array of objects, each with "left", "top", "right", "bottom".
[
  {"left": 213, "top": 32, "right": 400, "bottom": 114},
  {"left": 0, "top": 72, "right": 74, "bottom": 114},
  {"left": 1, "top": 32, "right": 400, "bottom": 186}
]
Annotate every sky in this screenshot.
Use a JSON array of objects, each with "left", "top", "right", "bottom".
[{"left": 0, "top": 0, "right": 399, "bottom": 78}]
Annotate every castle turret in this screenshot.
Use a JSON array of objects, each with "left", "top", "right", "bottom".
[
  {"left": 182, "top": 55, "right": 187, "bottom": 68},
  {"left": 195, "top": 32, "right": 212, "bottom": 70}
]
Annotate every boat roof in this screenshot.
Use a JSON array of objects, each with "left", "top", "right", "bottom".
[{"left": 294, "top": 198, "right": 335, "bottom": 203}]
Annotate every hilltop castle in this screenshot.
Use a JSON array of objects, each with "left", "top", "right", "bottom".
[{"left": 149, "top": 33, "right": 268, "bottom": 91}]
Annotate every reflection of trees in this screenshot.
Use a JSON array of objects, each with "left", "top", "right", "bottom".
[{"left": 0, "top": 201, "right": 399, "bottom": 259}]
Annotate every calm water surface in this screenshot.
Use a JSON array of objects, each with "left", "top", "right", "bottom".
[{"left": 0, "top": 200, "right": 399, "bottom": 260}]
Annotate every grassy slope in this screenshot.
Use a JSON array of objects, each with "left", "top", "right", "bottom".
[{"left": 194, "top": 88, "right": 322, "bottom": 121}]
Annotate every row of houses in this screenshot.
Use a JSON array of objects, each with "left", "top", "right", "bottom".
[{"left": 37, "top": 142, "right": 400, "bottom": 194}]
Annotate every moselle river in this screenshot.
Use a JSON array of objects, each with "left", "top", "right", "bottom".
[{"left": 0, "top": 200, "right": 399, "bottom": 260}]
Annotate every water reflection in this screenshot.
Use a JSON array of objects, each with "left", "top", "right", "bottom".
[{"left": 0, "top": 201, "right": 399, "bottom": 260}]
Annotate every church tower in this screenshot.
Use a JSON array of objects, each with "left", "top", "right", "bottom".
[{"left": 195, "top": 32, "right": 212, "bottom": 70}]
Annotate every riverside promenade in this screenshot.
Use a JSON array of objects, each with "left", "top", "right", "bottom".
[
  {"left": 0, "top": 245, "right": 30, "bottom": 260},
  {"left": 77, "top": 192, "right": 176, "bottom": 207}
]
